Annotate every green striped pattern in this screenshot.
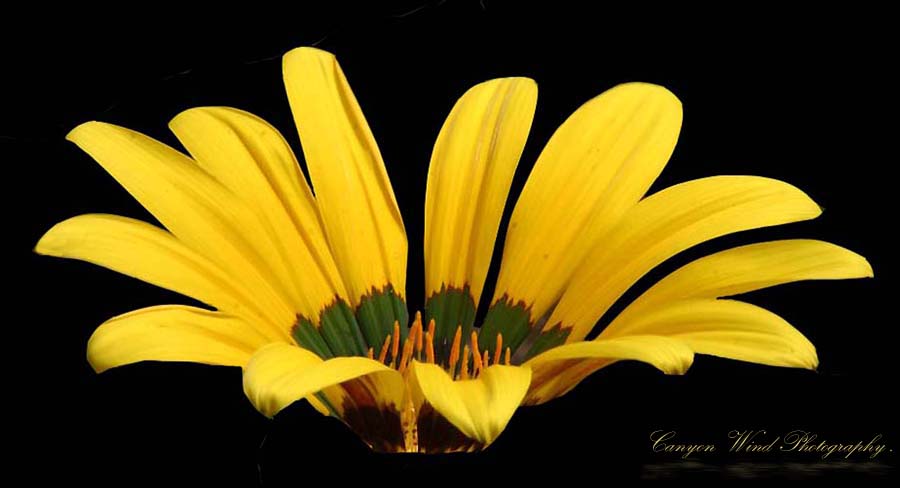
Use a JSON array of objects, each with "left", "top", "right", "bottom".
[
  {"left": 424, "top": 285, "right": 476, "bottom": 360},
  {"left": 292, "top": 285, "right": 409, "bottom": 358}
]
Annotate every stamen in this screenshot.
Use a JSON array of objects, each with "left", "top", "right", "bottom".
[
  {"left": 398, "top": 333, "right": 415, "bottom": 373},
  {"left": 414, "top": 313, "right": 424, "bottom": 357},
  {"left": 378, "top": 334, "right": 391, "bottom": 364},
  {"left": 473, "top": 353, "right": 482, "bottom": 378},
  {"left": 406, "top": 318, "right": 422, "bottom": 362},
  {"left": 425, "top": 331, "right": 435, "bottom": 364},
  {"left": 448, "top": 325, "right": 462, "bottom": 373},
  {"left": 427, "top": 318, "right": 436, "bottom": 340},
  {"left": 391, "top": 320, "right": 401, "bottom": 367},
  {"left": 370, "top": 311, "right": 518, "bottom": 377},
  {"left": 460, "top": 345, "right": 470, "bottom": 380},
  {"left": 470, "top": 331, "right": 483, "bottom": 372}
]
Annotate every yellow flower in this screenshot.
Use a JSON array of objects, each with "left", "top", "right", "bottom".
[{"left": 36, "top": 47, "right": 872, "bottom": 453}]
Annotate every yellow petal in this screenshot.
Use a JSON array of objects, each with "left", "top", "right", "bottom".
[
  {"left": 525, "top": 335, "right": 694, "bottom": 372},
  {"left": 243, "top": 343, "right": 403, "bottom": 417},
  {"left": 66, "top": 122, "right": 295, "bottom": 339},
  {"left": 409, "top": 361, "right": 531, "bottom": 445},
  {"left": 606, "top": 239, "right": 873, "bottom": 336},
  {"left": 551, "top": 176, "right": 822, "bottom": 341},
  {"left": 491, "top": 83, "right": 682, "bottom": 321},
  {"left": 170, "top": 107, "right": 350, "bottom": 318},
  {"left": 35, "top": 214, "right": 284, "bottom": 333},
  {"left": 283, "top": 47, "right": 406, "bottom": 303},
  {"left": 325, "top": 372, "right": 411, "bottom": 452},
  {"left": 523, "top": 335, "right": 694, "bottom": 404},
  {"left": 425, "top": 78, "right": 537, "bottom": 306},
  {"left": 604, "top": 299, "right": 818, "bottom": 369},
  {"left": 88, "top": 305, "right": 272, "bottom": 373}
]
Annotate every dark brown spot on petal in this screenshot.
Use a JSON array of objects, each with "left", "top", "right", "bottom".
[
  {"left": 416, "top": 403, "right": 484, "bottom": 453},
  {"left": 338, "top": 378, "right": 405, "bottom": 452}
]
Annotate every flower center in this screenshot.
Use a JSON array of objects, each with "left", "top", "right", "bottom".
[{"left": 368, "top": 312, "right": 511, "bottom": 379}]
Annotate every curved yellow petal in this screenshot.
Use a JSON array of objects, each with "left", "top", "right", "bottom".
[
  {"left": 606, "top": 239, "right": 873, "bottom": 336},
  {"left": 551, "top": 176, "right": 822, "bottom": 341},
  {"left": 35, "top": 214, "right": 283, "bottom": 333},
  {"left": 523, "top": 335, "right": 694, "bottom": 404},
  {"left": 243, "top": 343, "right": 402, "bottom": 417},
  {"left": 409, "top": 361, "right": 531, "bottom": 445},
  {"left": 492, "top": 83, "right": 682, "bottom": 321},
  {"left": 88, "top": 305, "right": 272, "bottom": 373},
  {"left": 525, "top": 335, "right": 694, "bottom": 372},
  {"left": 605, "top": 299, "right": 818, "bottom": 369},
  {"left": 170, "top": 107, "right": 349, "bottom": 318},
  {"left": 66, "top": 121, "right": 294, "bottom": 339},
  {"left": 425, "top": 77, "right": 537, "bottom": 306},
  {"left": 283, "top": 47, "right": 407, "bottom": 303}
]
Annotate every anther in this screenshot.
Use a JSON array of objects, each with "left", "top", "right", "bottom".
[
  {"left": 460, "top": 345, "right": 470, "bottom": 380},
  {"left": 427, "top": 318, "right": 436, "bottom": 340},
  {"left": 398, "top": 333, "right": 415, "bottom": 373},
  {"left": 448, "top": 325, "right": 462, "bottom": 372},
  {"left": 470, "top": 331, "right": 483, "bottom": 372},
  {"left": 414, "top": 314, "right": 424, "bottom": 357},
  {"left": 391, "top": 320, "right": 401, "bottom": 367},
  {"left": 378, "top": 334, "right": 391, "bottom": 364},
  {"left": 493, "top": 333, "right": 503, "bottom": 366},
  {"left": 425, "top": 331, "right": 435, "bottom": 364}
]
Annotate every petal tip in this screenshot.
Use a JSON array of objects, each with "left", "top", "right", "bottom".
[
  {"left": 167, "top": 106, "right": 208, "bottom": 129},
  {"left": 466, "top": 76, "right": 538, "bottom": 97},
  {"left": 859, "top": 257, "right": 875, "bottom": 278},
  {"left": 65, "top": 121, "right": 100, "bottom": 143},
  {"left": 283, "top": 46, "right": 336, "bottom": 65},
  {"left": 33, "top": 219, "right": 68, "bottom": 256},
  {"left": 66, "top": 121, "right": 131, "bottom": 149},
  {"left": 611, "top": 81, "right": 682, "bottom": 107},
  {"left": 85, "top": 329, "right": 110, "bottom": 374}
]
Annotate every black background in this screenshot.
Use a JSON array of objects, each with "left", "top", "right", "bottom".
[{"left": 9, "top": 1, "right": 897, "bottom": 484}]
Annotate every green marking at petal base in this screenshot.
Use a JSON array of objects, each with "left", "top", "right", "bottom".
[
  {"left": 478, "top": 295, "right": 532, "bottom": 362},
  {"left": 356, "top": 284, "right": 409, "bottom": 350},
  {"left": 319, "top": 299, "right": 369, "bottom": 357},
  {"left": 522, "top": 324, "right": 570, "bottom": 361},
  {"left": 424, "top": 285, "right": 476, "bottom": 362},
  {"left": 292, "top": 318, "right": 334, "bottom": 359}
]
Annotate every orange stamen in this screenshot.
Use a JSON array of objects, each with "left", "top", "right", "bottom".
[
  {"left": 378, "top": 334, "right": 391, "bottom": 364},
  {"left": 505, "top": 347, "right": 511, "bottom": 365},
  {"left": 460, "top": 345, "right": 470, "bottom": 379},
  {"left": 470, "top": 331, "right": 483, "bottom": 372},
  {"left": 427, "top": 318, "right": 436, "bottom": 339},
  {"left": 399, "top": 334, "right": 415, "bottom": 373},
  {"left": 407, "top": 317, "right": 422, "bottom": 362},
  {"left": 414, "top": 313, "right": 424, "bottom": 357},
  {"left": 482, "top": 349, "right": 489, "bottom": 370},
  {"left": 448, "top": 325, "right": 462, "bottom": 372},
  {"left": 493, "top": 333, "right": 503, "bottom": 366},
  {"left": 391, "top": 320, "right": 401, "bottom": 367},
  {"left": 425, "top": 331, "right": 435, "bottom": 364},
  {"left": 366, "top": 347, "right": 374, "bottom": 360}
]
